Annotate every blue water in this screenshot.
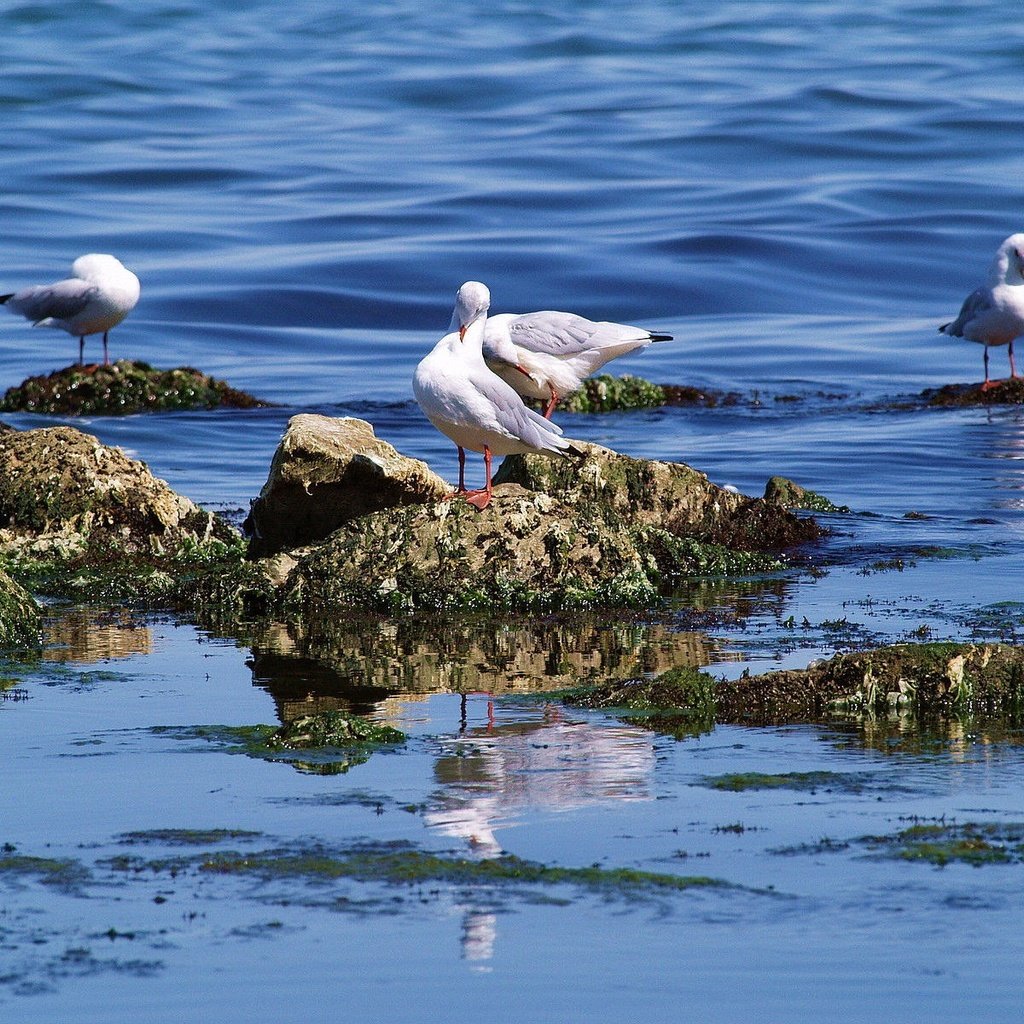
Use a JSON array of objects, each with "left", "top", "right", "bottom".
[{"left": 3, "top": 2, "right": 1024, "bottom": 1020}]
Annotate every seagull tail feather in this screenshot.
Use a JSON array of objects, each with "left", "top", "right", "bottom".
[{"left": 0, "top": 294, "right": 12, "bottom": 305}]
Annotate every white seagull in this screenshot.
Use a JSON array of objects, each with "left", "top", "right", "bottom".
[
  {"left": 939, "top": 233, "right": 1024, "bottom": 390},
  {"left": 413, "top": 281, "right": 577, "bottom": 510},
  {"left": 482, "top": 309, "right": 673, "bottom": 418},
  {"left": 0, "top": 254, "right": 140, "bottom": 366}
]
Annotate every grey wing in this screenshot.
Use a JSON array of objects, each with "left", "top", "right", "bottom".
[
  {"left": 940, "top": 287, "right": 990, "bottom": 336},
  {"left": 507, "top": 311, "right": 659, "bottom": 355},
  {"left": 471, "top": 367, "right": 569, "bottom": 452},
  {"left": 506, "top": 312, "right": 605, "bottom": 356},
  {"left": 8, "top": 279, "right": 97, "bottom": 324}
]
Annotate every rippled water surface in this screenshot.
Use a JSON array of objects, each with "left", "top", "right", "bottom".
[{"left": 3, "top": 2, "right": 1024, "bottom": 1020}]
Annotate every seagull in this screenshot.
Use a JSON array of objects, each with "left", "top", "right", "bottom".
[
  {"left": 413, "top": 281, "right": 577, "bottom": 510},
  {"left": 0, "top": 254, "right": 140, "bottom": 367},
  {"left": 482, "top": 310, "right": 673, "bottom": 418},
  {"left": 939, "top": 233, "right": 1024, "bottom": 391}
]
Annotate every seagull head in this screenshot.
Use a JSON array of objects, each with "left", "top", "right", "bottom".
[
  {"left": 993, "top": 233, "right": 1024, "bottom": 285},
  {"left": 450, "top": 280, "right": 491, "bottom": 340}
]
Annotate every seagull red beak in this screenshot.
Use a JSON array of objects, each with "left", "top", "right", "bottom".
[
  {"left": 459, "top": 325, "right": 467, "bottom": 341},
  {"left": 515, "top": 363, "right": 532, "bottom": 378}
]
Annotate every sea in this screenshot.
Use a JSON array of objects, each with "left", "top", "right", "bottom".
[{"left": 2, "top": 3, "right": 1024, "bottom": 1021}]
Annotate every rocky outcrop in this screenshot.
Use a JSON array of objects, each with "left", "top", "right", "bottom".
[
  {"left": 279, "top": 427, "right": 822, "bottom": 613},
  {"left": 0, "top": 425, "right": 232, "bottom": 563},
  {"left": 570, "top": 643, "right": 1024, "bottom": 729},
  {"left": 244, "top": 414, "right": 450, "bottom": 556}
]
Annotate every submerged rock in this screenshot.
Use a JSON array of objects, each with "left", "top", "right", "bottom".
[
  {"left": 245, "top": 414, "right": 449, "bottom": 557},
  {"left": 282, "top": 431, "right": 821, "bottom": 613},
  {"left": 0, "top": 567, "right": 40, "bottom": 649},
  {"left": 0, "top": 360, "right": 268, "bottom": 416}
]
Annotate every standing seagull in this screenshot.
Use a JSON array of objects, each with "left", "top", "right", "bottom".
[
  {"left": 413, "top": 281, "right": 577, "bottom": 510},
  {"left": 0, "top": 254, "right": 140, "bottom": 366},
  {"left": 939, "top": 233, "right": 1024, "bottom": 391},
  {"left": 482, "top": 310, "right": 673, "bottom": 418}
]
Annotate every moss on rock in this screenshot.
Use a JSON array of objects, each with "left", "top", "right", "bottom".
[
  {"left": 281, "top": 439, "right": 822, "bottom": 614},
  {"left": 0, "top": 360, "right": 268, "bottom": 416},
  {"left": 559, "top": 374, "right": 667, "bottom": 413},
  {"left": 713, "top": 642, "right": 1024, "bottom": 722},
  {"left": 0, "top": 566, "right": 40, "bottom": 649}
]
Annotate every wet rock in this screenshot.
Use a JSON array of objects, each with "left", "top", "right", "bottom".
[
  {"left": 0, "top": 360, "right": 268, "bottom": 416},
  {"left": 285, "top": 437, "right": 820, "bottom": 613},
  {"left": 713, "top": 642, "right": 1024, "bottom": 722},
  {"left": 245, "top": 414, "right": 449, "bottom": 557},
  {"left": 763, "top": 475, "right": 850, "bottom": 513},
  {"left": 922, "top": 378, "right": 1024, "bottom": 407},
  {"left": 0, "top": 567, "right": 40, "bottom": 649},
  {"left": 556, "top": 374, "right": 740, "bottom": 412},
  {"left": 0, "top": 425, "right": 229, "bottom": 555},
  {"left": 581, "top": 642, "right": 1024, "bottom": 728},
  {"left": 0, "top": 424, "right": 243, "bottom": 605}
]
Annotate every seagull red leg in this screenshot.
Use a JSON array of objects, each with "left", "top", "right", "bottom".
[
  {"left": 463, "top": 446, "right": 493, "bottom": 510},
  {"left": 542, "top": 387, "right": 560, "bottom": 419},
  {"left": 1010, "top": 339, "right": 1019, "bottom": 380}
]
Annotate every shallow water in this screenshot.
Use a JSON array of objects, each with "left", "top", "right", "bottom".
[{"left": 2, "top": 1, "right": 1024, "bottom": 1020}]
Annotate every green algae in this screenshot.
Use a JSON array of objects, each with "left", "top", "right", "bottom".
[
  {"left": 559, "top": 374, "right": 668, "bottom": 413},
  {"left": 561, "top": 664, "right": 718, "bottom": 737},
  {"left": 863, "top": 822, "right": 1024, "bottom": 867},
  {"left": 153, "top": 712, "right": 406, "bottom": 775},
  {"left": 194, "top": 842, "right": 729, "bottom": 896},
  {"left": 267, "top": 710, "right": 406, "bottom": 749},
  {"left": 0, "top": 360, "right": 269, "bottom": 416},
  {"left": 700, "top": 771, "right": 866, "bottom": 793},
  {"left": 117, "top": 829, "right": 263, "bottom": 846},
  {"left": 0, "top": 853, "right": 91, "bottom": 891},
  {"left": 763, "top": 476, "right": 851, "bottom": 514}
]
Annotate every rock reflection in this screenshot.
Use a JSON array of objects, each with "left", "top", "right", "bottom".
[
  {"left": 245, "top": 614, "right": 735, "bottom": 718},
  {"left": 43, "top": 608, "right": 152, "bottom": 663}
]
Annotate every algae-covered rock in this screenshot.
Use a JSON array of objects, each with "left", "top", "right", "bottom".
[
  {"left": 245, "top": 414, "right": 449, "bottom": 557},
  {"left": 763, "top": 475, "right": 850, "bottom": 513},
  {"left": 713, "top": 642, "right": 1024, "bottom": 722},
  {"left": 0, "top": 566, "right": 40, "bottom": 649},
  {"left": 0, "top": 360, "right": 268, "bottom": 416},
  {"left": 0, "top": 425, "right": 228, "bottom": 553},
  {"left": 556, "top": 375, "right": 735, "bottom": 413},
  {"left": 560, "top": 642, "right": 1024, "bottom": 730},
  {"left": 266, "top": 710, "right": 405, "bottom": 749},
  {"left": 559, "top": 374, "right": 667, "bottom": 413},
  {"left": 0, "top": 424, "right": 243, "bottom": 604},
  {"left": 923, "top": 378, "right": 1024, "bottom": 408},
  {"left": 284, "top": 437, "right": 820, "bottom": 613}
]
